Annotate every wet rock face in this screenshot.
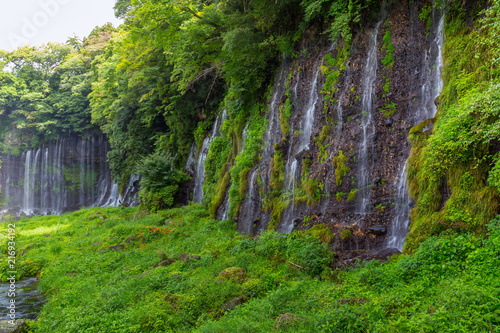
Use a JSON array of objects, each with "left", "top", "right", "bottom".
[{"left": 237, "top": 0, "right": 441, "bottom": 256}]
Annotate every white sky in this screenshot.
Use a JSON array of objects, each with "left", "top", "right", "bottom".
[{"left": 0, "top": 0, "right": 122, "bottom": 51}]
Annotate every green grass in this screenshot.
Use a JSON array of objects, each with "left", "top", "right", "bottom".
[{"left": 4, "top": 206, "right": 500, "bottom": 332}]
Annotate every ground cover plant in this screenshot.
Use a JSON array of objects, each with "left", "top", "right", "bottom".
[{"left": 1, "top": 206, "right": 499, "bottom": 332}]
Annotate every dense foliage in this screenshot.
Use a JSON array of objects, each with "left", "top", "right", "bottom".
[{"left": 0, "top": 0, "right": 380, "bottom": 209}]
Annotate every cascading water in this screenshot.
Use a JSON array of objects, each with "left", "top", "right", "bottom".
[
  {"left": 355, "top": 15, "right": 386, "bottom": 216},
  {"left": 263, "top": 61, "right": 289, "bottom": 160},
  {"left": 238, "top": 62, "right": 290, "bottom": 232},
  {"left": 278, "top": 160, "right": 298, "bottom": 233},
  {"left": 192, "top": 109, "right": 227, "bottom": 203},
  {"left": 185, "top": 143, "right": 197, "bottom": 175},
  {"left": 238, "top": 168, "right": 260, "bottom": 234},
  {"left": 388, "top": 7, "right": 445, "bottom": 250},
  {"left": 278, "top": 60, "right": 323, "bottom": 233},
  {"left": 297, "top": 64, "right": 321, "bottom": 153},
  {"left": 0, "top": 135, "right": 137, "bottom": 216},
  {"left": 121, "top": 174, "right": 141, "bottom": 206}
]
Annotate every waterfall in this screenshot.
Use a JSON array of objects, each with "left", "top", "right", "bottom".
[
  {"left": 297, "top": 64, "right": 321, "bottom": 153},
  {"left": 387, "top": 165, "right": 411, "bottom": 249},
  {"left": 246, "top": 170, "right": 258, "bottom": 233},
  {"left": 388, "top": 7, "right": 445, "bottom": 250},
  {"left": 263, "top": 62, "right": 289, "bottom": 160},
  {"left": 1, "top": 135, "right": 138, "bottom": 216},
  {"left": 22, "top": 151, "right": 32, "bottom": 215},
  {"left": 185, "top": 143, "right": 198, "bottom": 175},
  {"left": 277, "top": 159, "right": 298, "bottom": 233},
  {"left": 122, "top": 174, "right": 140, "bottom": 206},
  {"left": 278, "top": 58, "right": 323, "bottom": 232},
  {"left": 238, "top": 168, "right": 259, "bottom": 234},
  {"left": 355, "top": 16, "right": 386, "bottom": 216},
  {"left": 193, "top": 109, "right": 227, "bottom": 203}
]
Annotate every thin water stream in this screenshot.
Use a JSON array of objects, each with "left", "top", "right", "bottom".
[{"left": 388, "top": 7, "right": 445, "bottom": 250}]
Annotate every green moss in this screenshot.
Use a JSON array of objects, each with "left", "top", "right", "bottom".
[
  {"left": 340, "top": 229, "right": 352, "bottom": 241},
  {"left": 218, "top": 267, "right": 247, "bottom": 284},
  {"left": 321, "top": 40, "right": 352, "bottom": 113},
  {"left": 332, "top": 150, "right": 350, "bottom": 186},
  {"left": 279, "top": 98, "right": 292, "bottom": 136},
  {"left": 267, "top": 192, "right": 294, "bottom": 231},
  {"left": 409, "top": 117, "right": 436, "bottom": 135},
  {"left": 335, "top": 192, "right": 345, "bottom": 202},
  {"left": 347, "top": 189, "right": 358, "bottom": 201},
  {"left": 379, "top": 102, "right": 397, "bottom": 117},
  {"left": 302, "top": 177, "right": 321, "bottom": 206},
  {"left": 308, "top": 224, "right": 334, "bottom": 244},
  {"left": 227, "top": 106, "right": 266, "bottom": 219},
  {"left": 381, "top": 22, "right": 395, "bottom": 67},
  {"left": 209, "top": 171, "right": 231, "bottom": 218},
  {"left": 383, "top": 77, "right": 390, "bottom": 96},
  {"left": 203, "top": 135, "right": 232, "bottom": 208},
  {"left": 405, "top": 5, "right": 500, "bottom": 253},
  {"left": 317, "top": 125, "right": 330, "bottom": 146},
  {"left": 302, "top": 157, "right": 312, "bottom": 177}
]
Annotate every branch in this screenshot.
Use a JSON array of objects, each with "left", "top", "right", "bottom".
[
  {"left": 205, "top": 66, "right": 220, "bottom": 105},
  {"left": 186, "top": 64, "right": 220, "bottom": 90},
  {"left": 288, "top": 261, "right": 304, "bottom": 269}
]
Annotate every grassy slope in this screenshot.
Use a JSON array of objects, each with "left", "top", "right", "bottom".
[{"left": 1, "top": 206, "right": 499, "bottom": 332}]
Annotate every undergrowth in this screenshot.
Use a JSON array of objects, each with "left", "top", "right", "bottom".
[{"left": 3, "top": 207, "right": 500, "bottom": 332}]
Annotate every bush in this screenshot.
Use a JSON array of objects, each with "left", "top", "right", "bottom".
[
  {"left": 286, "top": 234, "right": 333, "bottom": 276},
  {"left": 136, "top": 154, "right": 189, "bottom": 211}
]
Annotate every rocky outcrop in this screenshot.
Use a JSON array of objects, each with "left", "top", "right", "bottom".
[
  {"left": 231, "top": 0, "right": 444, "bottom": 259},
  {"left": 218, "top": 267, "right": 246, "bottom": 284}
]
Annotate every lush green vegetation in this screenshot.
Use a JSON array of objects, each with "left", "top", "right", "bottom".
[
  {"left": 406, "top": 0, "right": 500, "bottom": 253},
  {"left": 1, "top": 1, "right": 500, "bottom": 331},
  {"left": 0, "top": 0, "right": 380, "bottom": 211},
  {"left": 2, "top": 207, "right": 499, "bottom": 332}
]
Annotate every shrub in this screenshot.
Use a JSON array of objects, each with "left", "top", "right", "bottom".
[
  {"left": 137, "top": 154, "right": 189, "bottom": 211},
  {"left": 286, "top": 234, "right": 333, "bottom": 276}
]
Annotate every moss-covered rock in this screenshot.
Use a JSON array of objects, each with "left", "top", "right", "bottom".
[
  {"left": 340, "top": 229, "right": 352, "bottom": 241},
  {"left": 218, "top": 267, "right": 247, "bottom": 284},
  {"left": 308, "top": 224, "right": 334, "bottom": 244}
]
